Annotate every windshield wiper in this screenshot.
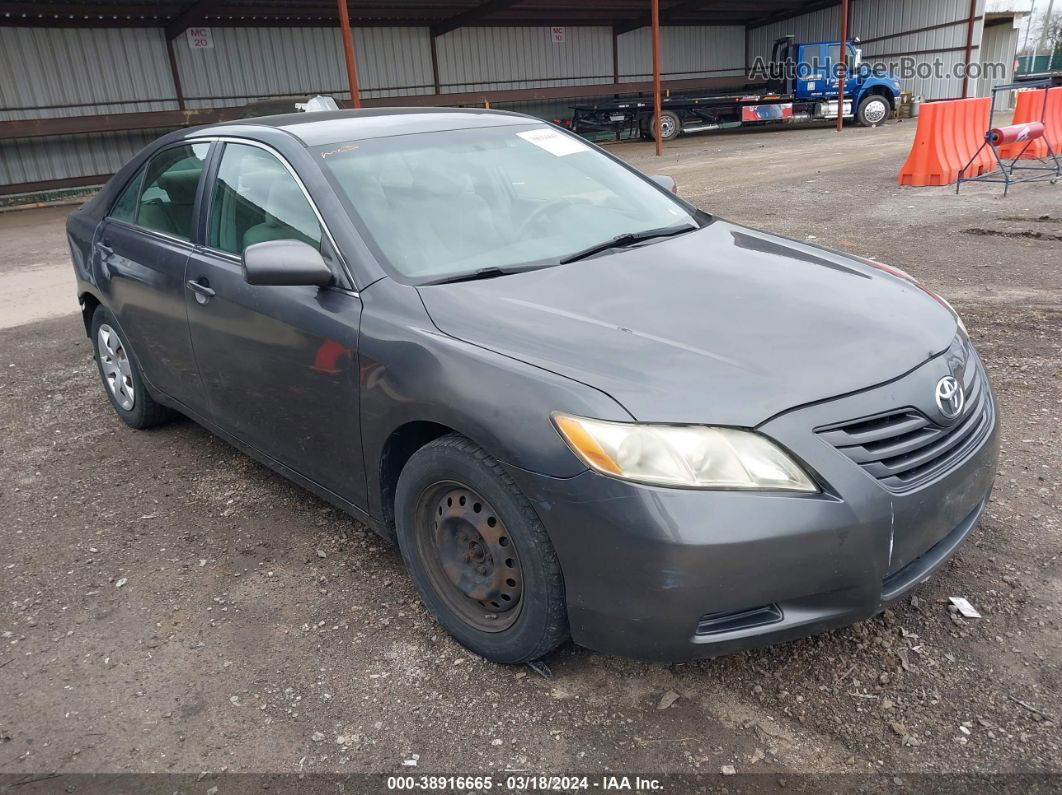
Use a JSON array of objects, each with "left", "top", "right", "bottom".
[
  {"left": 559, "top": 223, "right": 698, "bottom": 265},
  {"left": 421, "top": 267, "right": 510, "bottom": 286}
]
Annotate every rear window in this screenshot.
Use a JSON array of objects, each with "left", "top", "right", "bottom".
[
  {"left": 134, "top": 143, "right": 210, "bottom": 240},
  {"left": 109, "top": 170, "right": 144, "bottom": 223}
]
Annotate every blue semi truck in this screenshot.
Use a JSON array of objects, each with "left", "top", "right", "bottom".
[{"left": 570, "top": 36, "right": 902, "bottom": 141}]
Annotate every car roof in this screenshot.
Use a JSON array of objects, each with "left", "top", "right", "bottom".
[{"left": 195, "top": 107, "right": 544, "bottom": 147}]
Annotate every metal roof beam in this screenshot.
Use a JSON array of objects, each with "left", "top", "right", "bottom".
[
  {"left": 166, "top": 0, "right": 222, "bottom": 39},
  {"left": 431, "top": 0, "right": 523, "bottom": 36},
  {"left": 614, "top": 0, "right": 690, "bottom": 35},
  {"left": 746, "top": 0, "right": 839, "bottom": 30},
  {"left": 613, "top": 0, "right": 786, "bottom": 35}
]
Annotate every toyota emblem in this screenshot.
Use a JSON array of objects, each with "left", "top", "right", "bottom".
[{"left": 935, "top": 375, "right": 965, "bottom": 420}]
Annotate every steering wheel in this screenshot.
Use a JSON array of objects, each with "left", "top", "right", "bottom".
[{"left": 519, "top": 198, "right": 578, "bottom": 236}]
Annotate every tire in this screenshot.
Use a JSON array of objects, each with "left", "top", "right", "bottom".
[
  {"left": 395, "top": 434, "right": 569, "bottom": 664},
  {"left": 90, "top": 305, "right": 175, "bottom": 430},
  {"left": 647, "top": 110, "right": 682, "bottom": 142},
  {"left": 857, "top": 95, "right": 891, "bottom": 127}
]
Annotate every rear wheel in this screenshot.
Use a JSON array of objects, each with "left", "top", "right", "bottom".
[
  {"left": 395, "top": 434, "right": 568, "bottom": 663},
  {"left": 857, "top": 95, "right": 891, "bottom": 127},
  {"left": 90, "top": 306, "right": 175, "bottom": 429},
  {"left": 647, "top": 110, "right": 682, "bottom": 142}
]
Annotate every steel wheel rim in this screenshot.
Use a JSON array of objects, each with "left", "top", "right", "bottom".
[
  {"left": 659, "top": 115, "right": 676, "bottom": 138},
  {"left": 415, "top": 482, "right": 524, "bottom": 633},
  {"left": 97, "top": 324, "right": 135, "bottom": 411},
  {"left": 865, "top": 100, "right": 888, "bottom": 124}
]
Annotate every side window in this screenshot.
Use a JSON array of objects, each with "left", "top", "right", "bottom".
[
  {"left": 109, "top": 169, "right": 144, "bottom": 223},
  {"left": 827, "top": 44, "right": 842, "bottom": 73},
  {"left": 208, "top": 143, "right": 321, "bottom": 255},
  {"left": 135, "top": 143, "right": 210, "bottom": 241}
]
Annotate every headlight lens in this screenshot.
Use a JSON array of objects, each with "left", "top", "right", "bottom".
[{"left": 553, "top": 414, "right": 818, "bottom": 492}]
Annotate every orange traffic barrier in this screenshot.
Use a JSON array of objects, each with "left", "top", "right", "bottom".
[
  {"left": 898, "top": 98, "right": 994, "bottom": 187},
  {"left": 1044, "top": 86, "right": 1062, "bottom": 153},
  {"left": 998, "top": 90, "right": 1050, "bottom": 160}
]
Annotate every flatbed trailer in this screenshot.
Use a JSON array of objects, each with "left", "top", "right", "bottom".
[
  {"left": 571, "top": 89, "right": 853, "bottom": 142},
  {"left": 570, "top": 35, "right": 901, "bottom": 142}
]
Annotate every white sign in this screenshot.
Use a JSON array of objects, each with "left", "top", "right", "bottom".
[
  {"left": 517, "top": 128, "right": 588, "bottom": 157},
  {"left": 550, "top": 26, "right": 565, "bottom": 44},
  {"left": 187, "top": 27, "right": 213, "bottom": 49}
]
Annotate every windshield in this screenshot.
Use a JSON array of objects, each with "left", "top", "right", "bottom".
[{"left": 315, "top": 123, "right": 700, "bottom": 282}]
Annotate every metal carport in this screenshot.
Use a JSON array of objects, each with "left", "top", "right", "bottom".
[{"left": 0, "top": 1, "right": 987, "bottom": 195}]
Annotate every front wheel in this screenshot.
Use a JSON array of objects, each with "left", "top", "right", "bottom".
[
  {"left": 857, "top": 95, "right": 891, "bottom": 127},
  {"left": 395, "top": 434, "right": 569, "bottom": 664}
]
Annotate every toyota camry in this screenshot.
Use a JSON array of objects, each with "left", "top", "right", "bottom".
[{"left": 66, "top": 108, "right": 998, "bottom": 663}]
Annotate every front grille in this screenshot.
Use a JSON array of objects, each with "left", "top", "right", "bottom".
[{"left": 816, "top": 361, "right": 992, "bottom": 492}]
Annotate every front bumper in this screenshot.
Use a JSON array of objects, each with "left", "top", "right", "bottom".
[{"left": 506, "top": 347, "right": 999, "bottom": 661}]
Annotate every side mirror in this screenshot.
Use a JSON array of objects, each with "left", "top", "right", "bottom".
[
  {"left": 242, "top": 240, "right": 334, "bottom": 287},
  {"left": 650, "top": 174, "right": 678, "bottom": 194}
]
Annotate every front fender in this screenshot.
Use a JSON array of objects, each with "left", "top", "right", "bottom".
[
  {"left": 358, "top": 278, "right": 633, "bottom": 523},
  {"left": 856, "top": 78, "right": 899, "bottom": 107}
]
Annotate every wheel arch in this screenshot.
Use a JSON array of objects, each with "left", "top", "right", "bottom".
[
  {"left": 859, "top": 84, "right": 896, "bottom": 109},
  {"left": 378, "top": 420, "right": 459, "bottom": 540},
  {"left": 79, "top": 290, "right": 102, "bottom": 338}
]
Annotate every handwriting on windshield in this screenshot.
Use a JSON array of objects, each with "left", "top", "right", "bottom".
[{"left": 320, "top": 144, "right": 360, "bottom": 159}]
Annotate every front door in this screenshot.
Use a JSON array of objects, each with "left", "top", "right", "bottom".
[
  {"left": 93, "top": 142, "right": 210, "bottom": 408},
  {"left": 826, "top": 43, "right": 858, "bottom": 100},
  {"left": 796, "top": 43, "right": 830, "bottom": 98},
  {"left": 184, "top": 141, "right": 365, "bottom": 505}
]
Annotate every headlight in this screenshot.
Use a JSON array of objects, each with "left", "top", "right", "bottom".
[{"left": 553, "top": 414, "right": 818, "bottom": 492}]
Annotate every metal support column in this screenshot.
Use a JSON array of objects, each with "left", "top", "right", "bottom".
[
  {"left": 837, "top": 0, "right": 849, "bottom": 132},
  {"left": 651, "top": 0, "right": 662, "bottom": 154},
  {"left": 962, "top": 0, "right": 978, "bottom": 98},
  {"left": 337, "top": 0, "right": 362, "bottom": 109}
]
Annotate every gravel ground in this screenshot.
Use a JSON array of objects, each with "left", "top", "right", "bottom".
[{"left": 0, "top": 118, "right": 1059, "bottom": 781}]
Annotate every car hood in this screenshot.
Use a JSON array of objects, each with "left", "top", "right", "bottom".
[{"left": 416, "top": 220, "right": 958, "bottom": 426}]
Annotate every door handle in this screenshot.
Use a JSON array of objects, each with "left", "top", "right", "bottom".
[
  {"left": 95, "top": 241, "right": 113, "bottom": 257},
  {"left": 186, "top": 278, "right": 216, "bottom": 303}
]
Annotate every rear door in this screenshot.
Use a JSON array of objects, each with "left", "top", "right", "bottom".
[
  {"left": 93, "top": 142, "right": 211, "bottom": 409},
  {"left": 184, "top": 140, "right": 365, "bottom": 505}
]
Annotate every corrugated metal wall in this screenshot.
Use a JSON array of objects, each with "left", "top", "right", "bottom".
[
  {"left": 0, "top": 27, "right": 178, "bottom": 120},
  {"left": 748, "top": 5, "right": 841, "bottom": 59},
  {"left": 1, "top": 2, "right": 1020, "bottom": 191},
  {"left": 0, "top": 22, "right": 750, "bottom": 115},
  {"left": 977, "top": 18, "right": 1019, "bottom": 99},
  {"left": 1, "top": 22, "right": 744, "bottom": 189},
  {"left": 748, "top": 0, "right": 989, "bottom": 100},
  {"left": 437, "top": 27, "right": 614, "bottom": 92},
  {"left": 0, "top": 27, "right": 176, "bottom": 187},
  {"left": 176, "top": 26, "right": 435, "bottom": 107},
  {"left": 617, "top": 25, "right": 745, "bottom": 81},
  {"left": 1, "top": 130, "right": 161, "bottom": 185}
]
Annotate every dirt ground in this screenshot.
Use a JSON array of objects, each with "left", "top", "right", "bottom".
[{"left": 0, "top": 118, "right": 1059, "bottom": 783}]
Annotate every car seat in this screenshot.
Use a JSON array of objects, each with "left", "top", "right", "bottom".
[{"left": 242, "top": 175, "right": 320, "bottom": 250}]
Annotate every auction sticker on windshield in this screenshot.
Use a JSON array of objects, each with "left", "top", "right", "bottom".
[{"left": 517, "top": 128, "right": 589, "bottom": 156}]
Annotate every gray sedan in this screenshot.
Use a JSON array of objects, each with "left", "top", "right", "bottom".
[{"left": 66, "top": 109, "right": 998, "bottom": 662}]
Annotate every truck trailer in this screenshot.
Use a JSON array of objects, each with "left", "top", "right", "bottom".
[{"left": 570, "top": 36, "right": 903, "bottom": 141}]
